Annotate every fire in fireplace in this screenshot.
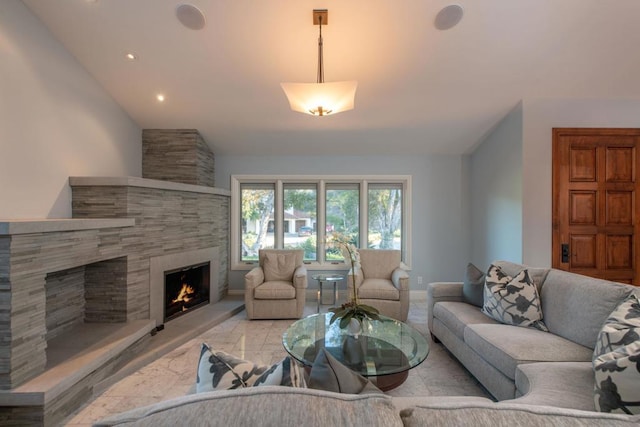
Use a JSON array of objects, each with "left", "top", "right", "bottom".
[{"left": 164, "top": 262, "right": 210, "bottom": 322}]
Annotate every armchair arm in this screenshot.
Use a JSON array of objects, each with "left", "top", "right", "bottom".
[
  {"left": 293, "top": 266, "right": 308, "bottom": 289},
  {"left": 391, "top": 267, "right": 410, "bottom": 291},
  {"left": 244, "top": 267, "right": 264, "bottom": 291}
]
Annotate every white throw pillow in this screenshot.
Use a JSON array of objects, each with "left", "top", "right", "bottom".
[
  {"left": 482, "top": 264, "right": 548, "bottom": 332},
  {"left": 196, "top": 343, "right": 305, "bottom": 393}
]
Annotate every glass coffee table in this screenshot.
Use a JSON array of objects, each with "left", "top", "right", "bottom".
[{"left": 282, "top": 313, "right": 429, "bottom": 391}]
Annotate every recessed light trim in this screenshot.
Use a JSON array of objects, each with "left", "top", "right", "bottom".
[
  {"left": 176, "top": 4, "right": 206, "bottom": 30},
  {"left": 435, "top": 4, "right": 464, "bottom": 31},
  {"left": 125, "top": 52, "right": 137, "bottom": 61},
  {"left": 156, "top": 94, "right": 165, "bottom": 102}
]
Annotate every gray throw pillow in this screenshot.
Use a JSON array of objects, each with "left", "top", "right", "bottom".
[
  {"left": 463, "top": 262, "right": 485, "bottom": 307},
  {"left": 593, "top": 293, "right": 640, "bottom": 415},
  {"left": 307, "top": 348, "right": 381, "bottom": 394}
]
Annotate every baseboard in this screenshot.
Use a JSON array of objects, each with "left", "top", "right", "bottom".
[{"left": 229, "top": 289, "right": 427, "bottom": 301}]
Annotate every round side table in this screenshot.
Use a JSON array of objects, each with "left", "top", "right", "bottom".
[{"left": 311, "top": 273, "right": 344, "bottom": 313}]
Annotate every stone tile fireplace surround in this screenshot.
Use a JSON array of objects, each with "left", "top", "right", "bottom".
[{"left": 0, "top": 130, "right": 231, "bottom": 425}]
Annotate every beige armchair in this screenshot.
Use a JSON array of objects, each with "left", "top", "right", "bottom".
[
  {"left": 244, "top": 249, "right": 307, "bottom": 320},
  {"left": 348, "top": 249, "right": 409, "bottom": 321}
]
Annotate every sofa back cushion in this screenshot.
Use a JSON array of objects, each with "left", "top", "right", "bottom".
[
  {"left": 493, "top": 260, "right": 550, "bottom": 293},
  {"left": 259, "top": 249, "right": 302, "bottom": 282},
  {"left": 540, "top": 269, "right": 633, "bottom": 349},
  {"left": 94, "top": 386, "right": 403, "bottom": 427}
]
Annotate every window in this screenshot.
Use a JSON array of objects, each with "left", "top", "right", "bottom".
[{"left": 231, "top": 175, "right": 411, "bottom": 269}]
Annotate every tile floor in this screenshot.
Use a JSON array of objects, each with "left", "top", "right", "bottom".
[{"left": 63, "top": 296, "right": 489, "bottom": 426}]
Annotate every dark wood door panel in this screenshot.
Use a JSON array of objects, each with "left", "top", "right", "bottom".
[{"left": 552, "top": 128, "right": 640, "bottom": 286}]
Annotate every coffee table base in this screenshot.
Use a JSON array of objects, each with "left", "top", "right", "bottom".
[{"left": 372, "top": 371, "right": 409, "bottom": 391}]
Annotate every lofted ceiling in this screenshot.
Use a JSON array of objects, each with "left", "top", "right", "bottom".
[{"left": 22, "top": 0, "right": 640, "bottom": 156}]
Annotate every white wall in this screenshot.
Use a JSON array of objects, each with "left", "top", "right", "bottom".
[
  {"left": 0, "top": 1, "right": 141, "bottom": 219},
  {"left": 469, "top": 103, "right": 524, "bottom": 268},
  {"left": 215, "top": 154, "right": 470, "bottom": 290},
  {"left": 522, "top": 98, "right": 640, "bottom": 267}
]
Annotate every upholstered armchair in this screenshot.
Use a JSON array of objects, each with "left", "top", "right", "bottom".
[
  {"left": 244, "top": 249, "right": 308, "bottom": 320},
  {"left": 348, "top": 249, "right": 409, "bottom": 321}
]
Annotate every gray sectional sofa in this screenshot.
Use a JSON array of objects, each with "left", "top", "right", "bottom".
[
  {"left": 93, "top": 260, "right": 640, "bottom": 425},
  {"left": 427, "top": 260, "right": 637, "bottom": 410},
  {"left": 94, "top": 386, "right": 639, "bottom": 426}
]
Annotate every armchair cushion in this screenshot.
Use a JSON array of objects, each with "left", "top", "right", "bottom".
[
  {"left": 254, "top": 281, "right": 296, "bottom": 300},
  {"left": 359, "top": 249, "right": 401, "bottom": 280},
  {"left": 358, "top": 279, "right": 400, "bottom": 301},
  {"left": 263, "top": 251, "right": 297, "bottom": 282}
]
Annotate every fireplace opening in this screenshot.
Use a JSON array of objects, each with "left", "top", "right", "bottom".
[{"left": 164, "top": 262, "right": 210, "bottom": 322}]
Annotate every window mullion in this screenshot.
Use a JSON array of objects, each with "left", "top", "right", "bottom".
[
  {"left": 360, "top": 180, "right": 368, "bottom": 249},
  {"left": 318, "top": 180, "right": 326, "bottom": 263},
  {"left": 275, "top": 180, "right": 284, "bottom": 249}
]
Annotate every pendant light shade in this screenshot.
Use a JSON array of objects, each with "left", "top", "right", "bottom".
[
  {"left": 281, "top": 10, "right": 357, "bottom": 117},
  {"left": 280, "top": 81, "right": 358, "bottom": 116}
]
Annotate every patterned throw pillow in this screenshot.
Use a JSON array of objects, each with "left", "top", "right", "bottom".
[
  {"left": 593, "top": 293, "right": 640, "bottom": 415},
  {"left": 196, "top": 343, "right": 305, "bottom": 393},
  {"left": 482, "top": 264, "right": 548, "bottom": 332}
]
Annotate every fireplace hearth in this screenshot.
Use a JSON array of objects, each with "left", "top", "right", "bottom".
[{"left": 164, "top": 262, "right": 210, "bottom": 322}]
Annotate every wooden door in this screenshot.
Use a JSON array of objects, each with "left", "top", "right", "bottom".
[{"left": 552, "top": 128, "right": 640, "bottom": 285}]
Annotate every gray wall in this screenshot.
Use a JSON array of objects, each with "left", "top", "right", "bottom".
[
  {"left": 468, "top": 103, "right": 524, "bottom": 269},
  {"left": 0, "top": 1, "right": 141, "bottom": 219},
  {"left": 215, "top": 154, "right": 470, "bottom": 291}
]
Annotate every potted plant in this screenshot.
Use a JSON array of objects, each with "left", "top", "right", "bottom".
[{"left": 327, "top": 233, "right": 381, "bottom": 335}]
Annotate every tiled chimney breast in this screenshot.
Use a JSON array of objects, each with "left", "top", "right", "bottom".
[{"left": 142, "top": 129, "right": 215, "bottom": 187}]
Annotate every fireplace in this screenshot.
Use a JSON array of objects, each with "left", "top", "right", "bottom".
[{"left": 164, "top": 262, "right": 210, "bottom": 322}]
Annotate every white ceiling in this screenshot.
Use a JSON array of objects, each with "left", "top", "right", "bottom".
[{"left": 22, "top": 0, "right": 640, "bottom": 156}]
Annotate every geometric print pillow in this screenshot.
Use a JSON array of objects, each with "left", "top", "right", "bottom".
[
  {"left": 593, "top": 293, "right": 640, "bottom": 415},
  {"left": 196, "top": 343, "right": 305, "bottom": 393},
  {"left": 482, "top": 264, "right": 548, "bottom": 332}
]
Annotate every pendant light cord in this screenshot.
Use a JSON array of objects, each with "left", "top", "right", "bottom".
[{"left": 317, "top": 16, "right": 324, "bottom": 84}]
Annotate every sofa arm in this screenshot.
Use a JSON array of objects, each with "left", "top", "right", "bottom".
[
  {"left": 244, "top": 267, "right": 264, "bottom": 291},
  {"left": 293, "top": 266, "right": 308, "bottom": 289},
  {"left": 426, "top": 282, "right": 463, "bottom": 334}
]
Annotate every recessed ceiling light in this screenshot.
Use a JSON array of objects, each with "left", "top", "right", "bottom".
[
  {"left": 125, "top": 52, "right": 137, "bottom": 61},
  {"left": 156, "top": 94, "right": 165, "bottom": 102}
]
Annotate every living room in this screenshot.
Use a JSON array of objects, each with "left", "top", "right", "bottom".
[{"left": 2, "top": 1, "right": 640, "bottom": 425}]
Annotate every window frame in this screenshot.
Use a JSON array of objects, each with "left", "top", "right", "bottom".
[{"left": 231, "top": 175, "right": 412, "bottom": 270}]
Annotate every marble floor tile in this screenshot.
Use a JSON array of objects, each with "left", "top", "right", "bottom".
[{"left": 62, "top": 298, "right": 489, "bottom": 426}]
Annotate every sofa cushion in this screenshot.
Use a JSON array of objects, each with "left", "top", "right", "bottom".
[
  {"left": 593, "top": 293, "right": 640, "bottom": 415},
  {"left": 464, "top": 324, "right": 593, "bottom": 380},
  {"left": 462, "top": 263, "right": 485, "bottom": 307},
  {"left": 196, "top": 344, "right": 304, "bottom": 393},
  {"left": 433, "top": 301, "right": 499, "bottom": 341},
  {"left": 358, "top": 279, "right": 400, "bottom": 300},
  {"left": 540, "top": 269, "right": 632, "bottom": 349},
  {"left": 482, "top": 265, "right": 548, "bottom": 332},
  {"left": 94, "top": 386, "right": 403, "bottom": 427},
  {"left": 399, "top": 401, "right": 639, "bottom": 427},
  {"left": 253, "top": 281, "right": 296, "bottom": 299},
  {"left": 512, "top": 362, "right": 596, "bottom": 411},
  {"left": 263, "top": 251, "right": 297, "bottom": 282},
  {"left": 307, "top": 348, "right": 381, "bottom": 394}
]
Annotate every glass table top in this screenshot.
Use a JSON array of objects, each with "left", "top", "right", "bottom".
[{"left": 282, "top": 313, "right": 429, "bottom": 377}]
